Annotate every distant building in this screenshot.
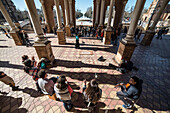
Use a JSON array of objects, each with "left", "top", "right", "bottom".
[
  {"left": 0, "top": 0, "right": 23, "bottom": 23},
  {"left": 141, "top": 0, "right": 170, "bottom": 27}
]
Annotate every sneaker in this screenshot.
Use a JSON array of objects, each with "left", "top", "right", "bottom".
[{"left": 122, "top": 104, "right": 132, "bottom": 109}]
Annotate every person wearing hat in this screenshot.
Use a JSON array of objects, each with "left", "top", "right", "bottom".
[{"left": 0, "top": 71, "right": 19, "bottom": 91}]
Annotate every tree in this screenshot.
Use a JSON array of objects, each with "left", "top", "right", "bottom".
[
  {"left": 84, "top": 7, "right": 92, "bottom": 18},
  {"left": 76, "top": 9, "right": 83, "bottom": 19}
]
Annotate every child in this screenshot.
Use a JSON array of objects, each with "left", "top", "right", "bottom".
[{"left": 0, "top": 71, "right": 19, "bottom": 91}]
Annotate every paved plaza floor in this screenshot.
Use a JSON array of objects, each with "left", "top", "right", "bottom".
[{"left": 0, "top": 33, "right": 170, "bottom": 113}]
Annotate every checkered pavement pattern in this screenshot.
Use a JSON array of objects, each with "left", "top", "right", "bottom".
[{"left": 0, "top": 33, "right": 170, "bottom": 113}]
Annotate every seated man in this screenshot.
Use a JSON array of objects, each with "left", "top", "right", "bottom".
[
  {"left": 0, "top": 71, "right": 19, "bottom": 91},
  {"left": 37, "top": 69, "right": 57, "bottom": 96},
  {"left": 116, "top": 76, "right": 142, "bottom": 108}
]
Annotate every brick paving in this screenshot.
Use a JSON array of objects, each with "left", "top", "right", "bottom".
[{"left": 0, "top": 32, "right": 170, "bottom": 113}]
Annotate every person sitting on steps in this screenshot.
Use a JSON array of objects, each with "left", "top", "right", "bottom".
[
  {"left": 116, "top": 76, "right": 143, "bottom": 109},
  {"left": 82, "top": 79, "right": 102, "bottom": 112},
  {"left": 54, "top": 76, "right": 73, "bottom": 111},
  {"left": 37, "top": 69, "right": 58, "bottom": 95},
  {"left": 0, "top": 71, "right": 19, "bottom": 91}
]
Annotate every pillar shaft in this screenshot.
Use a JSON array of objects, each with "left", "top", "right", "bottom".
[
  {"left": 120, "top": 1, "right": 127, "bottom": 24},
  {"left": 98, "top": 0, "right": 105, "bottom": 28},
  {"left": 107, "top": 0, "right": 115, "bottom": 30},
  {"left": 141, "top": 0, "right": 169, "bottom": 46},
  {"left": 25, "top": 0, "right": 55, "bottom": 63},
  {"left": 40, "top": 0, "right": 55, "bottom": 33},
  {"left": 54, "top": 0, "right": 62, "bottom": 29},
  {"left": 25, "top": 0, "right": 45, "bottom": 42},
  {"left": 113, "top": 1, "right": 123, "bottom": 30},
  {"left": 125, "top": 0, "right": 146, "bottom": 42},
  {"left": 64, "top": 0, "right": 69, "bottom": 26},
  {"left": 95, "top": 0, "right": 100, "bottom": 27},
  {"left": 150, "top": 0, "right": 169, "bottom": 31},
  {"left": 115, "top": 0, "right": 146, "bottom": 63},
  {"left": 69, "top": 0, "right": 73, "bottom": 26},
  {"left": 0, "top": 0, "right": 17, "bottom": 31}
]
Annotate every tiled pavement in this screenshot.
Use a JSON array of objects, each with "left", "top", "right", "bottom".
[{"left": 0, "top": 32, "right": 170, "bottom": 113}]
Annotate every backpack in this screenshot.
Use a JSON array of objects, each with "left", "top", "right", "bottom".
[{"left": 41, "top": 62, "right": 46, "bottom": 69}]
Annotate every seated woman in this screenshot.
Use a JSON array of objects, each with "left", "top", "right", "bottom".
[
  {"left": 22, "top": 55, "right": 39, "bottom": 81},
  {"left": 0, "top": 71, "right": 19, "bottom": 91},
  {"left": 83, "top": 79, "right": 102, "bottom": 112},
  {"left": 54, "top": 76, "right": 73, "bottom": 111},
  {"left": 37, "top": 69, "right": 57, "bottom": 95}
]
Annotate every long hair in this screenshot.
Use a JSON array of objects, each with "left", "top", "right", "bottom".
[
  {"left": 56, "top": 76, "right": 68, "bottom": 90},
  {"left": 84, "top": 79, "right": 101, "bottom": 102}
]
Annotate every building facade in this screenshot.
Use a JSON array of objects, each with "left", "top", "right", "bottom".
[{"left": 0, "top": 0, "right": 23, "bottom": 23}]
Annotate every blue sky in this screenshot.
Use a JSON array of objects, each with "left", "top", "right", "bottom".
[{"left": 12, "top": 0, "right": 154, "bottom": 13}]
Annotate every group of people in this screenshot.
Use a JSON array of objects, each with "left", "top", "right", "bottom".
[
  {"left": 21, "top": 55, "right": 103, "bottom": 111},
  {"left": 1, "top": 63, "right": 142, "bottom": 111},
  {"left": 71, "top": 26, "right": 96, "bottom": 37}
]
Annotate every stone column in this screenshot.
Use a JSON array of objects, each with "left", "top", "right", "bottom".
[
  {"left": 115, "top": 0, "right": 146, "bottom": 64},
  {"left": 141, "top": 0, "right": 169, "bottom": 46},
  {"left": 64, "top": 0, "right": 71, "bottom": 36},
  {"left": 68, "top": 0, "right": 74, "bottom": 27},
  {"left": 25, "top": 0, "right": 55, "bottom": 63},
  {"left": 107, "top": 0, "right": 115, "bottom": 30},
  {"left": 92, "top": 0, "right": 96, "bottom": 27},
  {"left": 40, "top": 0, "right": 55, "bottom": 33},
  {"left": 0, "top": 0, "right": 23, "bottom": 45},
  {"left": 98, "top": 0, "right": 105, "bottom": 29},
  {"left": 94, "top": 0, "right": 101, "bottom": 27},
  {"left": 103, "top": 0, "right": 115, "bottom": 45},
  {"left": 120, "top": 1, "right": 127, "bottom": 24},
  {"left": 54, "top": 0, "right": 66, "bottom": 44}
]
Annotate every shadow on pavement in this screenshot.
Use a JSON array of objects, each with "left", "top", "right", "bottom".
[
  {"left": 0, "top": 61, "right": 23, "bottom": 70},
  {"left": 0, "top": 95, "right": 28, "bottom": 113}
]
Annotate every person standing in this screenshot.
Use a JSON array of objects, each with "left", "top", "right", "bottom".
[
  {"left": 75, "top": 33, "right": 80, "bottom": 49},
  {"left": 157, "top": 29, "right": 163, "bottom": 40},
  {"left": 22, "top": 30, "right": 31, "bottom": 47},
  {"left": 0, "top": 28, "right": 11, "bottom": 38}
]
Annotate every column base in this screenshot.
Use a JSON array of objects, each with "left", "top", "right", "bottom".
[
  {"left": 65, "top": 26, "right": 71, "bottom": 37},
  {"left": 33, "top": 40, "right": 55, "bottom": 66},
  {"left": 57, "top": 30, "right": 66, "bottom": 45},
  {"left": 141, "top": 30, "right": 155, "bottom": 46},
  {"left": 114, "top": 39, "right": 137, "bottom": 64},
  {"left": 9, "top": 30, "right": 23, "bottom": 46},
  {"left": 103, "top": 30, "right": 112, "bottom": 45}
]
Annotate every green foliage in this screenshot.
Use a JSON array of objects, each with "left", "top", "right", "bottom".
[
  {"left": 84, "top": 7, "right": 92, "bottom": 18},
  {"left": 76, "top": 9, "right": 83, "bottom": 19}
]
